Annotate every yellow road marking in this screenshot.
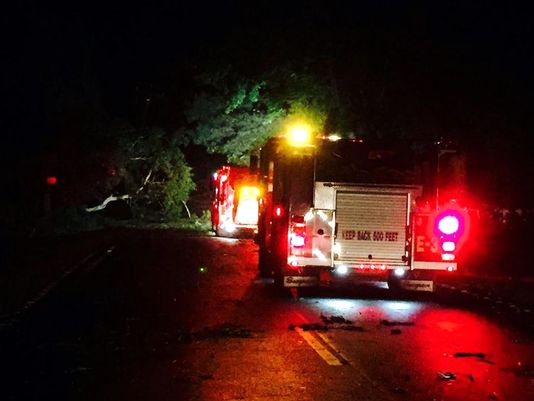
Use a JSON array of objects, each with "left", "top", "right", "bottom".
[
  {"left": 316, "top": 332, "right": 352, "bottom": 365},
  {"left": 295, "top": 327, "right": 343, "bottom": 366}
]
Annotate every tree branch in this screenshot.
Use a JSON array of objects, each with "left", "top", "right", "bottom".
[
  {"left": 181, "top": 200, "right": 191, "bottom": 219},
  {"left": 85, "top": 194, "right": 131, "bottom": 213},
  {"left": 136, "top": 169, "right": 153, "bottom": 195}
]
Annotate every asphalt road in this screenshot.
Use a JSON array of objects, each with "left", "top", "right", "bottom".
[{"left": 1, "top": 230, "right": 533, "bottom": 401}]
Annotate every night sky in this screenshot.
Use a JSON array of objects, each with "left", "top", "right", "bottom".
[{"left": 2, "top": 1, "right": 534, "bottom": 202}]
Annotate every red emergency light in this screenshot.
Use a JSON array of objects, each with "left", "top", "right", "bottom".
[
  {"left": 435, "top": 211, "right": 463, "bottom": 237},
  {"left": 438, "top": 215, "right": 459, "bottom": 235},
  {"left": 46, "top": 176, "right": 57, "bottom": 185}
]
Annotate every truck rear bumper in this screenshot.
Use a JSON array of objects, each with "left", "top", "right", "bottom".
[
  {"left": 283, "top": 265, "right": 392, "bottom": 287},
  {"left": 282, "top": 264, "right": 441, "bottom": 291}
]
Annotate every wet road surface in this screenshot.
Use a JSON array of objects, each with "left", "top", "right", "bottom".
[{"left": 1, "top": 230, "right": 533, "bottom": 400}]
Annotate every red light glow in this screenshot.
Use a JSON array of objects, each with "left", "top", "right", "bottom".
[
  {"left": 274, "top": 206, "right": 283, "bottom": 218},
  {"left": 46, "top": 176, "right": 57, "bottom": 185}
]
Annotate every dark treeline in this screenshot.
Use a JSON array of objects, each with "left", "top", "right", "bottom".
[{"left": 2, "top": 2, "right": 533, "bottom": 236}]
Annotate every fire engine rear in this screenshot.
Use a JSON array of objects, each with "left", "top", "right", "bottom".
[
  {"left": 211, "top": 166, "right": 259, "bottom": 237},
  {"left": 256, "top": 127, "right": 468, "bottom": 291}
]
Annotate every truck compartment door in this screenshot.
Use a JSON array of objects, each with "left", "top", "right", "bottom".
[{"left": 335, "top": 191, "right": 408, "bottom": 263}]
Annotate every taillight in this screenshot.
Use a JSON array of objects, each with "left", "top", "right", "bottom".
[{"left": 289, "top": 215, "right": 306, "bottom": 250}]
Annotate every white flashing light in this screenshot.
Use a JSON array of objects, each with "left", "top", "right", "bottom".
[
  {"left": 442, "top": 241, "right": 456, "bottom": 252},
  {"left": 441, "top": 253, "right": 455, "bottom": 261},
  {"left": 213, "top": 172, "right": 218, "bottom": 180},
  {"left": 394, "top": 268, "right": 406, "bottom": 277},
  {"left": 327, "top": 134, "right": 341, "bottom": 141},
  {"left": 336, "top": 265, "right": 349, "bottom": 275},
  {"left": 304, "top": 210, "right": 314, "bottom": 222}
]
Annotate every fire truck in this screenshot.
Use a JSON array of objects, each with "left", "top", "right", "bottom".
[
  {"left": 255, "top": 125, "right": 468, "bottom": 291},
  {"left": 211, "top": 166, "right": 260, "bottom": 237}
]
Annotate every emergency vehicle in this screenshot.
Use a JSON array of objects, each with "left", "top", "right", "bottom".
[
  {"left": 255, "top": 125, "right": 468, "bottom": 291},
  {"left": 211, "top": 166, "right": 260, "bottom": 237}
]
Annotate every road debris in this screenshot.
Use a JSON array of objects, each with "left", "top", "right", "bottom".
[
  {"left": 437, "top": 371, "right": 456, "bottom": 381},
  {"left": 453, "top": 352, "right": 495, "bottom": 364},
  {"left": 338, "top": 325, "right": 364, "bottom": 332},
  {"left": 454, "top": 352, "right": 486, "bottom": 359},
  {"left": 289, "top": 323, "right": 363, "bottom": 332},
  {"left": 300, "top": 323, "right": 330, "bottom": 331},
  {"left": 194, "top": 324, "right": 252, "bottom": 339},
  {"left": 320, "top": 314, "right": 353, "bottom": 324},
  {"left": 380, "top": 320, "right": 415, "bottom": 327}
]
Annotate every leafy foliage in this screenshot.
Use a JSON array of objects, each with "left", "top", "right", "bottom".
[
  {"left": 114, "top": 126, "right": 195, "bottom": 220},
  {"left": 184, "top": 67, "right": 332, "bottom": 164}
]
